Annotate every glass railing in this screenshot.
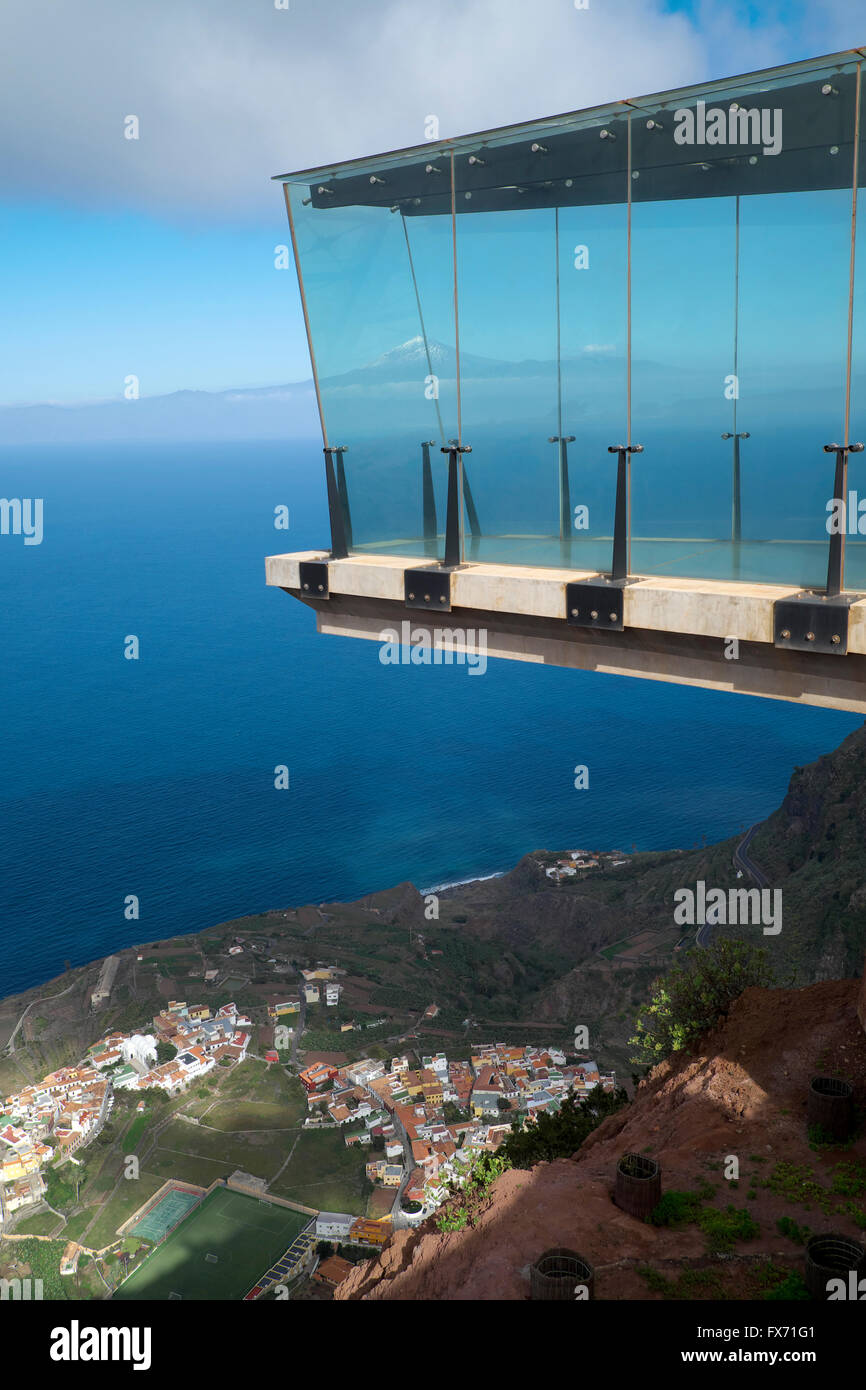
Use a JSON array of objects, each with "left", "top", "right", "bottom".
[{"left": 278, "top": 48, "right": 866, "bottom": 591}]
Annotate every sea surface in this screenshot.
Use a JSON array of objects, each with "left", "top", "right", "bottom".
[{"left": 0, "top": 439, "right": 861, "bottom": 999}]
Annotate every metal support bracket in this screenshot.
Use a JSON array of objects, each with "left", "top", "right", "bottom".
[
  {"left": 823, "top": 441, "right": 864, "bottom": 597},
  {"left": 549, "top": 434, "right": 576, "bottom": 541},
  {"left": 441, "top": 442, "right": 472, "bottom": 569},
  {"left": 565, "top": 577, "right": 631, "bottom": 632},
  {"left": 773, "top": 591, "right": 861, "bottom": 655},
  {"left": 298, "top": 560, "right": 330, "bottom": 599},
  {"left": 323, "top": 446, "right": 350, "bottom": 559},
  {"left": 609, "top": 443, "right": 644, "bottom": 581},
  {"left": 404, "top": 565, "right": 452, "bottom": 612}
]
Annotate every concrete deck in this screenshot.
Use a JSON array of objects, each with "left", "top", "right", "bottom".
[{"left": 266, "top": 550, "right": 866, "bottom": 713}]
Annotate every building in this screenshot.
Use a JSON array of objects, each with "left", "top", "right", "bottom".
[
  {"left": 313, "top": 1255, "right": 354, "bottom": 1288},
  {"left": 349, "top": 1217, "right": 390, "bottom": 1247},
  {"left": 344, "top": 1059, "right": 385, "bottom": 1087},
  {"left": 303, "top": 983, "right": 320, "bottom": 1004},
  {"left": 268, "top": 1000, "right": 300, "bottom": 1019},
  {"left": 325, "top": 983, "right": 341, "bottom": 1006},
  {"left": 90, "top": 954, "right": 120, "bottom": 1008},
  {"left": 470, "top": 1067, "right": 507, "bottom": 1118},
  {"left": 315, "top": 1212, "right": 355, "bottom": 1240},
  {"left": 365, "top": 1160, "right": 402, "bottom": 1187},
  {"left": 299, "top": 1063, "right": 337, "bottom": 1093}
]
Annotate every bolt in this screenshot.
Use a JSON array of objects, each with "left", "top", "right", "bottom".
[
  {"left": 317, "top": 584, "right": 324, "bottom": 592},
  {"left": 408, "top": 592, "right": 415, "bottom": 600},
  {"left": 780, "top": 628, "right": 790, "bottom": 639},
  {"left": 303, "top": 583, "right": 309, "bottom": 591},
  {"left": 590, "top": 609, "right": 599, "bottom": 619},
  {"left": 609, "top": 611, "right": 617, "bottom": 622},
  {"left": 806, "top": 632, "right": 815, "bottom": 641},
  {"left": 831, "top": 634, "right": 841, "bottom": 644},
  {"left": 424, "top": 594, "right": 430, "bottom": 602},
  {"left": 439, "top": 595, "right": 446, "bottom": 603},
  {"left": 571, "top": 609, "right": 579, "bottom": 617}
]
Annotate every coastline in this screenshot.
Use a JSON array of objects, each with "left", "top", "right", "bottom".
[{"left": 419, "top": 870, "right": 507, "bottom": 895}]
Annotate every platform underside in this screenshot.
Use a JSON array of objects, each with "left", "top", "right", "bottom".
[{"left": 266, "top": 551, "right": 866, "bottom": 713}]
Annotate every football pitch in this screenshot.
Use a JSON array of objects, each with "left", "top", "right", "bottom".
[{"left": 114, "top": 1187, "right": 311, "bottom": 1301}]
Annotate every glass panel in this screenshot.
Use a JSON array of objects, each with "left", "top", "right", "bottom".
[
  {"left": 285, "top": 164, "right": 457, "bottom": 557},
  {"left": 842, "top": 66, "right": 866, "bottom": 591},
  {"left": 452, "top": 109, "right": 629, "bottom": 568},
  {"left": 628, "top": 58, "right": 859, "bottom": 585},
  {"left": 279, "top": 48, "right": 864, "bottom": 586}
]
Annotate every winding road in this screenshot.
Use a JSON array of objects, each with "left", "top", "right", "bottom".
[{"left": 696, "top": 824, "right": 767, "bottom": 948}]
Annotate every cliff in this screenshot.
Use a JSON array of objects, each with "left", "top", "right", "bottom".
[{"left": 337, "top": 971, "right": 866, "bottom": 1300}]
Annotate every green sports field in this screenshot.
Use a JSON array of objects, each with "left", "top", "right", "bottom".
[{"left": 113, "top": 1187, "right": 310, "bottom": 1301}]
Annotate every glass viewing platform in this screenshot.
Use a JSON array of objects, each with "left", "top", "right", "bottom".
[
  {"left": 268, "top": 50, "right": 866, "bottom": 710},
  {"left": 276, "top": 48, "right": 866, "bottom": 594}
]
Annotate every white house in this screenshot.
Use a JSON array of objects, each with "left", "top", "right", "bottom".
[
  {"left": 316, "top": 1211, "right": 354, "bottom": 1239},
  {"left": 122, "top": 1034, "right": 157, "bottom": 1072}
]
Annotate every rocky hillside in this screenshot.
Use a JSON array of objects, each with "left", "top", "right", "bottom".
[{"left": 337, "top": 972, "right": 866, "bottom": 1301}]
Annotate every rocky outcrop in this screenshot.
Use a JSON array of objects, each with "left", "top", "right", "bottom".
[{"left": 337, "top": 976, "right": 866, "bottom": 1300}]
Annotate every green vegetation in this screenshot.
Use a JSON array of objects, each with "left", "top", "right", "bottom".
[
  {"left": 698, "top": 1205, "right": 760, "bottom": 1253},
  {"left": 764, "top": 1161, "right": 831, "bottom": 1213},
  {"left": 13, "top": 1210, "right": 63, "bottom": 1236},
  {"left": 777, "top": 1216, "right": 810, "bottom": 1245},
  {"left": 435, "top": 1151, "right": 512, "bottom": 1233},
  {"left": 629, "top": 938, "right": 774, "bottom": 1064},
  {"left": 114, "top": 1187, "right": 308, "bottom": 1301},
  {"left": 762, "top": 1272, "right": 811, "bottom": 1301},
  {"left": 638, "top": 1258, "right": 808, "bottom": 1302},
  {"left": 43, "top": 1166, "right": 80, "bottom": 1212},
  {"left": 269, "top": 1128, "right": 371, "bottom": 1215},
  {"left": 830, "top": 1160, "right": 866, "bottom": 1197},
  {"left": 649, "top": 1187, "right": 759, "bottom": 1252},
  {"left": 124, "top": 1110, "right": 151, "bottom": 1149},
  {"left": 637, "top": 1265, "right": 724, "bottom": 1299},
  {"left": 0, "top": 1238, "right": 71, "bottom": 1300},
  {"left": 500, "top": 1087, "right": 628, "bottom": 1169}
]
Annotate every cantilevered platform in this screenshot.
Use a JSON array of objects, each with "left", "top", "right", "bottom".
[{"left": 266, "top": 551, "right": 866, "bottom": 714}]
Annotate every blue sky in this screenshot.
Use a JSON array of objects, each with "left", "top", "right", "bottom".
[{"left": 1, "top": 0, "right": 864, "bottom": 405}]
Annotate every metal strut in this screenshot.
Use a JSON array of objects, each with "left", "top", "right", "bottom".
[{"left": 323, "top": 446, "right": 349, "bottom": 559}]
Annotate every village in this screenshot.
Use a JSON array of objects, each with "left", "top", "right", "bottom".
[
  {"left": 0, "top": 999, "right": 252, "bottom": 1228},
  {"left": 0, "top": 962, "right": 616, "bottom": 1300},
  {"left": 295, "top": 1042, "right": 617, "bottom": 1288},
  {"left": 543, "top": 848, "right": 632, "bottom": 883}
]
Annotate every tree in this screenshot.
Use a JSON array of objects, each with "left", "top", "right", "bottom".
[
  {"left": 628, "top": 937, "right": 774, "bottom": 1066},
  {"left": 501, "top": 1088, "right": 628, "bottom": 1169},
  {"left": 155, "top": 1041, "right": 176, "bottom": 1065},
  {"left": 316, "top": 1240, "right": 333, "bottom": 1258}
]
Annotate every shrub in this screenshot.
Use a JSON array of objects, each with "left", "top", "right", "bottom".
[
  {"left": 501, "top": 1087, "right": 628, "bottom": 1170},
  {"left": 777, "top": 1216, "right": 810, "bottom": 1244},
  {"left": 649, "top": 1190, "right": 702, "bottom": 1228},
  {"left": 629, "top": 938, "right": 774, "bottom": 1064},
  {"left": 698, "top": 1205, "right": 759, "bottom": 1252}
]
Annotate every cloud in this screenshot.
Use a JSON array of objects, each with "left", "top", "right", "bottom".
[{"left": 0, "top": 0, "right": 861, "bottom": 224}]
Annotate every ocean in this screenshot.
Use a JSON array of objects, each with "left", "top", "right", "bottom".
[{"left": 0, "top": 438, "right": 861, "bottom": 999}]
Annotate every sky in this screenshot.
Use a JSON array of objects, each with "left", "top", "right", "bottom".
[{"left": 2, "top": 0, "right": 866, "bottom": 405}]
